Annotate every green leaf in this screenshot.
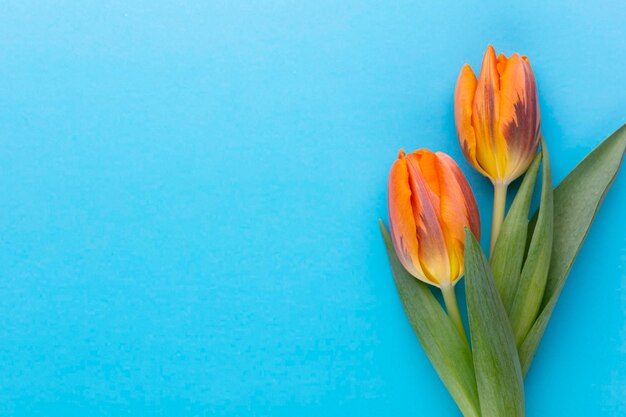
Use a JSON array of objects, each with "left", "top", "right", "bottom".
[
  {"left": 508, "top": 141, "right": 554, "bottom": 347},
  {"left": 465, "top": 229, "right": 524, "bottom": 417},
  {"left": 379, "top": 221, "right": 480, "bottom": 417},
  {"left": 520, "top": 123, "right": 626, "bottom": 375},
  {"left": 491, "top": 152, "right": 542, "bottom": 311}
]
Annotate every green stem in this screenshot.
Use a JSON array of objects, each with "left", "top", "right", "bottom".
[
  {"left": 490, "top": 182, "right": 508, "bottom": 257},
  {"left": 441, "top": 285, "right": 468, "bottom": 342}
]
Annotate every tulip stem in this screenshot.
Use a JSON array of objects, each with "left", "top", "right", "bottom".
[
  {"left": 441, "top": 285, "right": 468, "bottom": 342},
  {"left": 490, "top": 182, "right": 508, "bottom": 257}
]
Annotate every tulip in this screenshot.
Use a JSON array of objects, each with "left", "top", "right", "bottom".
[
  {"left": 454, "top": 45, "right": 540, "bottom": 254},
  {"left": 388, "top": 149, "right": 480, "bottom": 338}
]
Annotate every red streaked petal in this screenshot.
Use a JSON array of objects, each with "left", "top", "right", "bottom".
[
  {"left": 405, "top": 152, "right": 450, "bottom": 285},
  {"left": 434, "top": 152, "right": 481, "bottom": 282},
  {"left": 472, "top": 45, "right": 501, "bottom": 179},
  {"left": 498, "top": 53, "right": 541, "bottom": 182}
]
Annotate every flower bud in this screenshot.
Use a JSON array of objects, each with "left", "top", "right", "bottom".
[
  {"left": 388, "top": 149, "right": 480, "bottom": 287},
  {"left": 455, "top": 45, "right": 540, "bottom": 184}
]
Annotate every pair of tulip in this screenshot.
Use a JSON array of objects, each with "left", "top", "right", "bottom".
[{"left": 389, "top": 45, "right": 540, "bottom": 336}]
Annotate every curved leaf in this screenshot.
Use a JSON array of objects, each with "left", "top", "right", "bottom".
[
  {"left": 509, "top": 141, "right": 553, "bottom": 347},
  {"left": 491, "top": 153, "right": 542, "bottom": 311},
  {"left": 465, "top": 229, "right": 524, "bottom": 417},
  {"left": 380, "top": 221, "right": 480, "bottom": 417},
  {"left": 520, "top": 123, "right": 626, "bottom": 375}
]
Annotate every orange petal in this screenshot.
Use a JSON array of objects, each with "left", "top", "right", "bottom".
[
  {"left": 497, "top": 53, "right": 540, "bottom": 182},
  {"left": 472, "top": 45, "right": 501, "bottom": 180},
  {"left": 405, "top": 151, "right": 450, "bottom": 285},
  {"left": 454, "top": 64, "right": 484, "bottom": 175},
  {"left": 388, "top": 154, "right": 430, "bottom": 284},
  {"left": 433, "top": 153, "right": 480, "bottom": 282},
  {"left": 412, "top": 149, "right": 442, "bottom": 198}
]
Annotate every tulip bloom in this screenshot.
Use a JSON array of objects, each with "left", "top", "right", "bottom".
[
  {"left": 454, "top": 45, "right": 540, "bottom": 253},
  {"left": 388, "top": 149, "right": 480, "bottom": 338}
]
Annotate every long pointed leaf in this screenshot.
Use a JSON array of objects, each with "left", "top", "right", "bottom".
[
  {"left": 509, "top": 141, "right": 553, "bottom": 347},
  {"left": 520, "top": 123, "right": 626, "bottom": 374},
  {"left": 491, "top": 153, "right": 542, "bottom": 312},
  {"left": 380, "top": 221, "right": 480, "bottom": 417},
  {"left": 465, "top": 229, "right": 524, "bottom": 417}
]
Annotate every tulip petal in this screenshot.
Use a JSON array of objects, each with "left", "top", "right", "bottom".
[
  {"left": 405, "top": 152, "right": 451, "bottom": 285},
  {"left": 388, "top": 153, "right": 431, "bottom": 284},
  {"left": 472, "top": 45, "right": 501, "bottom": 179},
  {"left": 434, "top": 152, "right": 481, "bottom": 282},
  {"left": 498, "top": 53, "right": 541, "bottom": 182},
  {"left": 455, "top": 65, "right": 484, "bottom": 175}
]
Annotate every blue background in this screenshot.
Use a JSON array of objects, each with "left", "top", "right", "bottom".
[{"left": 0, "top": 1, "right": 624, "bottom": 416}]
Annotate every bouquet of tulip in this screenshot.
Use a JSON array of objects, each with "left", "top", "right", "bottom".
[{"left": 380, "top": 45, "right": 626, "bottom": 417}]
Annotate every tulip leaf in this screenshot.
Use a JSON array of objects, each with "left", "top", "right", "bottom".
[
  {"left": 491, "top": 152, "right": 542, "bottom": 312},
  {"left": 508, "top": 141, "right": 553, "bottom": 347},
  {"left": 464, "top": 229, "right": 524, "bottom": 417},
  {"left": 520, "top": 123, "right": 626, "bottom": 375},
  {"left": 379, "top": 221, "right": 480, "bottom": 417}
]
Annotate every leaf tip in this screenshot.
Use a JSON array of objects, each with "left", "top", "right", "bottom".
[
  {"left": 379, "top": 219, "right": 392, "bottom": 243},
  {"left": 464, "top": 226, "right": 478, "bottom": 246}
]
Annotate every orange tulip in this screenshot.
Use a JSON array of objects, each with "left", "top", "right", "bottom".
[
  {"left": 454, "top": 45, "right": 540, "bottom": 185},
  {"left": 388, "top": 149, "right": 480, "bottom": 288},
  {"left": 455, "top": 45, "right": 541, "bottom": 254}
]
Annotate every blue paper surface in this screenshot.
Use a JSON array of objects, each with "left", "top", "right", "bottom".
[{"left": 0, "top": 1, "right": 624, "bottom": 416}]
